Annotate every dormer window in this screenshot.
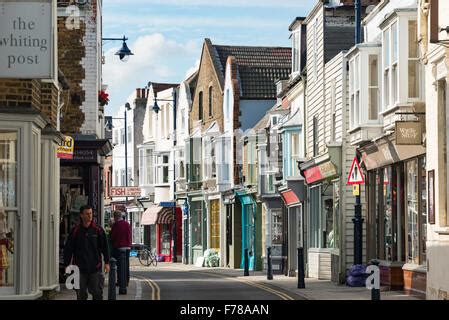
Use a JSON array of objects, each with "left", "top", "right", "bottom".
[{"left": 271, "top": 115, "right": 278, "bottom": 126}]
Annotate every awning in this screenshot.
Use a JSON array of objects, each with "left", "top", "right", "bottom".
[
  {"left": 140, "top": 205, "right": 163, "bottom": 225},
  {"left": 280, "top": 189, "right": 300, "bottom": 206}
]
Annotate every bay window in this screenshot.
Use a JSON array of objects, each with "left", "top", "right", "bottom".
[
  {"left": 155, "top": 154, "right": 169, "bottom": 184},
  {"left": 350, "top": 56, "right": 361, "bottom": 128},
  {"left": 408, "top": 20, "right": 420, "bottom": 99},
  {"left": 383, "top": 28, "right": 391, "bottom": 109},
  {"left": 368, "top": 55, "right": 379, "bottom": 120},
  {"left": 292, "top": 30, "right": 301, "bottom": 74},
  {"left": 290, "top": 132, "right": 299, "bottom": 176},
  {"left": 145, "top": 149, "right": 153, "bottom": 185}
]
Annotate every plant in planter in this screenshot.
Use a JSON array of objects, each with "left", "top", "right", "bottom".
[{"left": 98, "top": 90, "right": 109, "bottom": 107}]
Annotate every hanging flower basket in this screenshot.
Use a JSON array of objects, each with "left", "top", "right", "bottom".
[{"left": 98, "top": 90, "right": 109, "bottom": 107}]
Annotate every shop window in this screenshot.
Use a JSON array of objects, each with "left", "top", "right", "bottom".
[
  {"left": 383, "top": 167, "right": 394, "bottom": 261},
  {"left": 406, "top": 157, "right": 427, "bottom": 265},
  {"left": 191, "top": 202, "right": 203, "bottom": 248},
  {"left": 308, "top": 185, "right": 321, "bottom": 248},
  {"left": 160, "top": 224, "right": 171, "bottom": 256},
  {"left": 0, "top": 131, "right": 17, "bottom": 289},
  {"left": 271, "top": 211, "right": 283, "bottom": 245}
]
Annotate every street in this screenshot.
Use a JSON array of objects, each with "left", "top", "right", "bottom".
[{"left": 130, "top": 263, "right": 303, "bottom": 300}]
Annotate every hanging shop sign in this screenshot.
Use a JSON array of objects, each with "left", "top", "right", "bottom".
[
  {"left": 395, "top": 121, "right": 422, "bottom": 145},
  {"left": 57, "top": 136, "right": 74, "bottom": 159},
  {"left": 0, "top": 1, "right": 55, "bottom": 78}
]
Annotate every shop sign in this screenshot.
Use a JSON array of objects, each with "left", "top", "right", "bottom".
[
  {"left": 304, "top": 166, "right": 322, "bottom": 184},
  {"left": 57, "top": 136, "right": 74, "bottom": 159},
  {"left": 0, "top": 1, "right": 54, "bottom": 78},
  {"left": 110, "top": 186, "right": 142, "bottom": 197},
  {"left": 319, "top": 161, "right": 337, "bottom": 179},
  {"left": 73, "top": 149, "right": 96, "bottom": 162},
  {"left": 395, "top": 121, "right": 422, "bottom": 145}
]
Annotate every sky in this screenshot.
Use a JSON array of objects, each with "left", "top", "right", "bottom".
[{"left": 102, "top": 0, "right": 317, "bottom": 116}]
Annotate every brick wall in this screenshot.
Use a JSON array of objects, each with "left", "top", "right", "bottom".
[
  {"left": 58, "top": 15, "right": 86, "bottom": 135},
  {"left": 0, "top": 78, "right": 58, "bottom": 128},
  {"left": 189, "top": 42, "right": 224, "bottom": 134}
]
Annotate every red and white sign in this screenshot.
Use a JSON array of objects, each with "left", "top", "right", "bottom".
[
  {"left": 110, "top": 186, "right": 141, "bottom": 197},
  {"left": 347, "top": 157, "right": 365, "bottom": 185}
]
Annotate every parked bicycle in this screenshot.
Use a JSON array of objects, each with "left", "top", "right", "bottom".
[{"left": 137, "top": 245, "right": 158, "bottom": 267}]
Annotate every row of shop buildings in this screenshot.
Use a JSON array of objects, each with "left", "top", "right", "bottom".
[
  {"left": 107, "top": 0, "right": 449, "bottom": 298},
  {"left": 1, "top": 0, "right": 113, "bottom": 299}
]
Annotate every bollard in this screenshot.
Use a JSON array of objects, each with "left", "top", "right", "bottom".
[
  {"left": 297, "top": 248, "right": 305, "bottom": 289},
  {"left": 118, "top": 249, "right": 127, "bottom": 294},
  {"left": 108, "top": 258, "right": 117, "bottom": 300},
  {"left": 267, "top": 247, "right": 273, "bottom": 280},
  {"left": 244, "top": 249, "right": 249, "bottom": 276},
  {"left": 369, "top": 260, "right": 381, "bottom": 301}
]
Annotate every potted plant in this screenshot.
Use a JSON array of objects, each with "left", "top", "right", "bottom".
[{"left": 98, "top": 90, "right": 109, "bottom": 107}]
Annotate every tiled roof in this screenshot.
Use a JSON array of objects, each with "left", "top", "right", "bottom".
[{"left": 209, "top": 41, "right": 291, "bottom": 99}]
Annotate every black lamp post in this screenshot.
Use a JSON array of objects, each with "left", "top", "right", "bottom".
[
  {"left": 102, "top": 36, "right": 134, "bottom": 62},
  {"left": 152, "top": 90, "right": 178, "bottom": 262}
]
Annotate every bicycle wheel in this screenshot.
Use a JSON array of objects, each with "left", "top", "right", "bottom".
[
  {"left": 149, "top": 250, "right": 157, "bottom": 267},
  {"left": 138, "top": 249, "right": 150, "bottom": 266}
]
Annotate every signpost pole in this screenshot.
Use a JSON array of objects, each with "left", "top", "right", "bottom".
[{"left": 348, "top": 156, "right": 364, "bottom": 265}]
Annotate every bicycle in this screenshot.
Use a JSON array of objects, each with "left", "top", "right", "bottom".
[{"left": 138, "top": 245, "right": 158, "bottom": 267}]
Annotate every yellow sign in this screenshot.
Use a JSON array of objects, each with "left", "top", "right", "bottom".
[
  {"left": 353, "top": 184, "right": 360, "bottom": 196},
  {"left": 57, "top": 136, "right": 74, "bottom": 159}
]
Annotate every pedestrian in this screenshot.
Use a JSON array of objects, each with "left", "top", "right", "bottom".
[
  {"left": 63, "top": 205, "right": 110, "bottom": 300},
  {"left": 110, "top": 211, "right": 131, "bottom": 295}
]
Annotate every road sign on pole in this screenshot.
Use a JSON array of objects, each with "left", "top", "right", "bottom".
[{"left": 347, "top": 157, "right": 365, "bottom": 185}]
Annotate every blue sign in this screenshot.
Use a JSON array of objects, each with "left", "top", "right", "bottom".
[{"left": 160, "top": 201, "right": 176, "bottom": 207}]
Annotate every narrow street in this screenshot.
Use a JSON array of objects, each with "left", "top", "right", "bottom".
[{"left": 130, "top": 263, "right": 303, "bottom": 300}]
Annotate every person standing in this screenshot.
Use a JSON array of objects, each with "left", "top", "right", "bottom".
[
  {"left": 110, "top": 211, "right": 131, "bottom": 294},
  {"left": 63, "top": 205, "right": 110, "bottom": 300}
]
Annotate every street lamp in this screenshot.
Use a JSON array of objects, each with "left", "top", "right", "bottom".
[
  {"left": 102, "top": 36, "right": 134, "bottom": 62},
  {"left": 106, "top": 102, "right": 132, "bottom": 216},
  {"left": 152, "top": 90, "right": 178, "bottom": 263}
]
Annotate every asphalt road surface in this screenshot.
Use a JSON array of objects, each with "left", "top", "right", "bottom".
[{"left": 130, "top": 266, "right": 304, "bottom": 300}]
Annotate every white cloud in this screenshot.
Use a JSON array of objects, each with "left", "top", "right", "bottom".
[
  {"left": 106, "top": 0, "right": 316, "bottom": 8},
  {"left": 103, "top": 33, "right": 201, "bottom": 115}
]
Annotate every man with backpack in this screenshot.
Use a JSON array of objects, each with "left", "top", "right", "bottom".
[{"left": 63, "top": 205, "right": 110, "bottom": 300}]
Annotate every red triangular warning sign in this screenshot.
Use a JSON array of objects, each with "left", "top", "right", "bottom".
[{"left": 347, "top": 157, "right": 365, "bottom": 185}]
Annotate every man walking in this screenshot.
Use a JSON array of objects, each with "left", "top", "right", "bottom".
[
  {"left": 110, "top": 211, "right": 131, "bottom": 294},
  {"left": 63, "top": 205, "right": 110, "bottom": 300}
]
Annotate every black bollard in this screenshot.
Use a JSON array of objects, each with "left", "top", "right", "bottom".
[
  {"left": 297, "top": 248, "right": 305, "bottom": 289},
  {"left": 244, "top": 249, "right": 249, "bottom": 276},
  {"left": 108, "top": 258, "right": 117, "bottom": 300},
  {"left": 267, "top": 247, "right": 273, "bottom": 280}
]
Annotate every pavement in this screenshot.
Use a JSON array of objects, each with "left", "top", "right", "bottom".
[{"left": 53, "top": 258, "right": 425, "bottom": 300}]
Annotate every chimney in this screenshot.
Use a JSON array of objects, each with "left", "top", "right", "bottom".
[{"left": 136, "top": 88, "right": 141, "bottom": 99}]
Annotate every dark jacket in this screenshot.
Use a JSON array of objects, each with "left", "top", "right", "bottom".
[
  {"left": 63, "top": 221, "right": 110, "bottom": 274},
  {"left": 110, "top": 219, "right": 132, "bottom": 249}
]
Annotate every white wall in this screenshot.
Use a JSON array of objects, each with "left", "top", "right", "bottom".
[{"left": 364, "top": 0, "right": 417, "bottom": 43}]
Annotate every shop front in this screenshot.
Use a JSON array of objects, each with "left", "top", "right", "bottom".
[
  {"left": 260, "top": 197, "right": 284, "bottom": 274},
  {"left": 140, "top": 204, "right": 182, "bottom": 262},
  {"left": 189, "top": 196, "right": 206, "bottom": 265},
  {"left": 362, "top": 134, "right": 427, "bottom": 294},
  {"left": 301, "top": 158, "right": 340, "bottom": 280},
  {"left": 0, "top": 113, "right": 63, "bottom": 299},
  {"left": 235, "top": 191, "right": 257, "bottom": 271}
]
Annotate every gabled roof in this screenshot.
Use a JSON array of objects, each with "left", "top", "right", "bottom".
[{"left": 205, "top": 39, "right": 292, "bottom": 100}]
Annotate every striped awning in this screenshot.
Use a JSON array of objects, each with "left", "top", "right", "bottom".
[{"left": 140, "top": 204, "right": 175, "bottom": 225}]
